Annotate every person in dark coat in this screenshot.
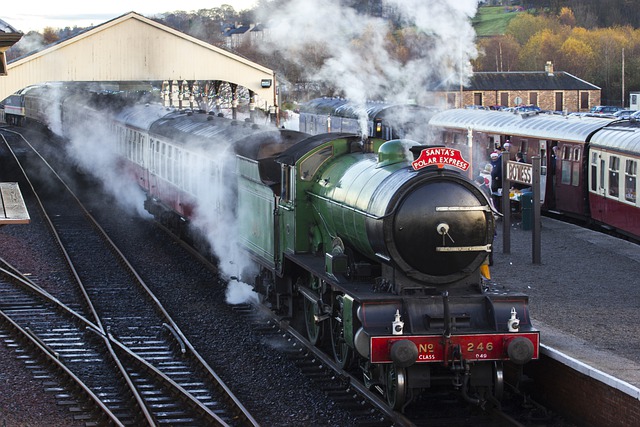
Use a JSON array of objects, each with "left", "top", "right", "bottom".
[
  {"left": 489, "top": 151, "right": 502, "bottom": 213},
  {"left": 513, "top": 152, "right": 529, "bottom": 190}
]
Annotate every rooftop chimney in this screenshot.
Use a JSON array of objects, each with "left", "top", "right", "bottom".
[{"left": 545, "top": 61, "right": 554, "bottom": 75}]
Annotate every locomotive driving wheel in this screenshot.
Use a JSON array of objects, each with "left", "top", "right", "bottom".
[
  {"left": 330, "top": 293, "right": 352, "bottom": 369},
  {"left": 385, "top": 364, "right": 407, "bottom": 410},
  {"left": 303, "top": 297, "right": 324, "bottom": 346},
  {"left": 302, "top": 274, "right": 326, "bottom": 346},
  {"left": 493, "top": 362, "right": 504, "bottom": 401}
]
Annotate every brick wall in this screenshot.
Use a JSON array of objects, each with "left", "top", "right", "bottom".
[
  {"left": 436, "top": 89, "right": 601, "bottom": 112},
  {"left": 509, "top": 355, "right": 640, "bottom": 427}
]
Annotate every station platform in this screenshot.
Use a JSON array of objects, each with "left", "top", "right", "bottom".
[
  {"left": 490, "top": 216, "right": 640, "bottom": 398},
  {"left": 0, "top": 182, "right": 29, "bottom": 225}
]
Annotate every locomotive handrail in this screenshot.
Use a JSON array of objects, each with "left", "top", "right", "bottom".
[
  {"left": 436, "top": 244, "right": 492, "bottom": 252},
  {"left": 436, "top": 206, "right": 492, "bottom": 212},
  {"left": 306, "top": 191, "right": 391, "bottom": 220}
]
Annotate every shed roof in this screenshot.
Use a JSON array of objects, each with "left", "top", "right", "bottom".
[
  {"left": 466, "top": 71, "right": 600, "bottom": 91},
  {"left": 0, "top": 18, "right": 19, "bottom": 34},
  {"left": 0, "top": 12, "right": 275, "bottom": 105}
]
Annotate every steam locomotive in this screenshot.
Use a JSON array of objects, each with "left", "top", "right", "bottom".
[{"left": 5, "top": 83, "right": 539, "bottom": 410}]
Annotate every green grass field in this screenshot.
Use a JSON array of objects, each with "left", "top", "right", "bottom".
[{"left": 473, "top": 6, "right": 521, "bottom": 37}]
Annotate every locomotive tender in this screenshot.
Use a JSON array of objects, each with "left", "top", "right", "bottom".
[{"left": 8, "top": 83, "right": 539, "bottom": 410}]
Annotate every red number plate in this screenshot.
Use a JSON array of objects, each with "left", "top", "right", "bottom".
[{"left": 370, "top": 333, "right": 539, "bottom": 363}]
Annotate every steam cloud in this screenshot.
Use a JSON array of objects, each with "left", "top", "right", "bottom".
[
  {"left": 52, "top": 0, "right": 479, "bottom": 306},
  {"left": 257, "top": 0, "right": 479, "bottom": 136}
]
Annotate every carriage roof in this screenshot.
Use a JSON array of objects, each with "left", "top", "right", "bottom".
[
  {"left": 589, "top": 121, "right": 640, "bottom": 156},
  {"left": 300, "top": 97, "right": 432, "bottom": 120},
  {"left": 429, "top": 109, "right": 612, "bottom": 144}
]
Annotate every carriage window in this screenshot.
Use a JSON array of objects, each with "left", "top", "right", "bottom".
[
  {"left": 573, "top": 147, "right": 581, "bottom": 161},
  {"left": 609, "top": 156, "right": 620, "bottom": 197},
  {"left": 625, "top": 159, "right": 637, "bottom": 203},
  {"left": 444, "top": 131, "right": 454, "bottom": 145},
  {"left": 184, "top": 152, "right": 191, "bottom": 193},
  {"left": 281, "top": 165, "right": 292, "bottom": 202},
  {"left": 572, "top": 162, "right": 580, "bottom": 186},
  {"left": 161, "top": 144, "right": 167, "bottom": 178},
  {"left": 167, "top": 145, "right": 173, "bottom": 183},
  {"left": 299, "top": 145, "right": 333, "bottom": 181},
  {"left": 559, "top": 145, "right": 582, "bottom": 186},
  {"left": 590, "top": 152, "right": 599, "bottom": 192},
  {"left": 561, "top": 158, "right": 572, "bottom": 185},
  {"left": 139, "top": 135, "right": 145, "bottom": 165}
]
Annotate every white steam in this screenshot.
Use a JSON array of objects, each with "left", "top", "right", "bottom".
[
  {"left": 64, "top": 127, "right": 150, "bottom": 218},
  {"left": 258, "top": 0, "right": 478, "bottom": 136},
  {"left": 225, "top": 279, "right": 260, "bottom": 305},
  {"left": 47, "top": 0, "right": 479, "bottom": 306}
]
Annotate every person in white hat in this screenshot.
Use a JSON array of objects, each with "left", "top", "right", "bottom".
[{"left": 503, "top": 140, "right": 512, "bottom": 160}]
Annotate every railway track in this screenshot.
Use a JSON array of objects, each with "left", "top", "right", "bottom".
[{"left": 0, "top": 128, "right": 258, "bottom": 426}]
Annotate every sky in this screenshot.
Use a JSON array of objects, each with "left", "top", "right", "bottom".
[{"left": 2, "top": 1, "right": 259, "bottom": 33}]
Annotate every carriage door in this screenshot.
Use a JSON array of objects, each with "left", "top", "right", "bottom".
[{"left": 539, "top": 140, "right": 547, "bottom": 204}]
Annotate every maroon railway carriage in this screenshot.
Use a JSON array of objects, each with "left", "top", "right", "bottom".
[
  {"left": 587, "top": 121, "right": 640, "bottom": 239},
  {"left": 428, "top": 109, "right": 640, "bottom": 241}
]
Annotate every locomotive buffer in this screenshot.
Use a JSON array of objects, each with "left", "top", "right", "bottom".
[{"left": 0, "top": 182, "right": 30, "bottom": 225}]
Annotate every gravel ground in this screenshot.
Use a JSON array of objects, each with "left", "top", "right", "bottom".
[{"left": 0, "top": 209, "right": 86, "bottom": 426}]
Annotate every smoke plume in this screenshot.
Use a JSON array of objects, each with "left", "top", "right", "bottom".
[{"left": 257, "top": 0, "right": 478, "bottom": 135}]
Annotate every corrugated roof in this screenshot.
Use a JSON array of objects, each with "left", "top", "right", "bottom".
[
  {"left": 590, "top": 121, "right": 640, "bottom": 155},
  {"left": 0, "top": 18, "right": 19, "bottom": 34},
  {"left": 429, "top": 109, "right": 611, "bottom": 143},
  {"left": 467, "top": 71, "right": 600, "bottom": 91}
]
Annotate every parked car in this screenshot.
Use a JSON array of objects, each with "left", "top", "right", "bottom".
[
  {"left": 514, "top": 104, "right": 541, "bottom": 113},
  {"left": 613, "top": 109, "right": 636, "bottom": 119},
  {"left": 590, "top": 105, "right": 624, "bottom": 115}
]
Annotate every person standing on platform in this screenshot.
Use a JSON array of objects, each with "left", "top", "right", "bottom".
[
  {"left": 503, "top": 141, "right": 512, "bottom": 160},
  {"left": 549, "top": 145, "right": 558, "bottom": 209},
  {"left": 490, "top": 151, "right": 502, "bottom": 213},
  {"left": 513, "top": 152, "right": 529, "bottom": 190}
]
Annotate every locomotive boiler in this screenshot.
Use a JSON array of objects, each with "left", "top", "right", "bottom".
[{"left": 11, "top": 84, "right": 539, "bottom": 411}]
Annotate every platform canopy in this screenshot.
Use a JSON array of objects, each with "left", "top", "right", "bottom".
[{"left": 0, "top": 12, "right": 276, "bottom": 110}]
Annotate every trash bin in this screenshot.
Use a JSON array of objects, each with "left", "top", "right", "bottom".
[{"left": 520, "top": 191, "right": 533, "bottom": 230}]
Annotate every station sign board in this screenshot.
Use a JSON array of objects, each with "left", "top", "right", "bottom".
[{"left": 507, "top": 160, "right": 533, "bottom": 185}]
